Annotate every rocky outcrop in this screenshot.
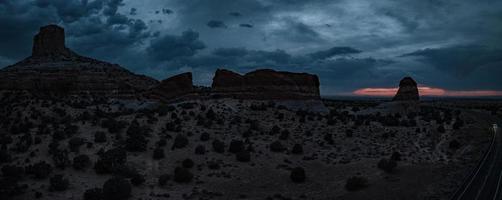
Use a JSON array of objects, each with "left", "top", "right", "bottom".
[
  {"left": 211, "top": 69, "right": 320, "bottom": 100},
  {"left": 393, "top": 77, "right": 419, "bottom": 101},
  {"left": 148, "top": 72, "right": 194, "bottom": 100},
  {"left": 0, "top": 25, "right": 158, "bottom": 97}
]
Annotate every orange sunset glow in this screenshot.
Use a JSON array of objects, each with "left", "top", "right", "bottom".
[{"left": 353, "top": 86, "right": 502, "bottom": 97}]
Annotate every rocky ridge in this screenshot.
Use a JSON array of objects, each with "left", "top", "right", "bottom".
[{"left": 393, "top": 77, "right": 420, "bottom": 101}]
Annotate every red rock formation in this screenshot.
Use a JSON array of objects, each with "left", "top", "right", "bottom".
[
  {"left": 148, "top": 72, "right": 194, "bottom": 100},
  {"left": 211, "top": 69, "right": 320, "bottom": 99},
  {"left": 0, "top": 25, "right": 158, "bottom": 97},
  {"left": 393, "top": 77, "right": 419, "bottom": 101}
]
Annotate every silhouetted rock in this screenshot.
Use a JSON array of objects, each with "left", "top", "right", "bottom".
[
  {"left": 148, "top": 72, "right": 194, "bottom": 100},
  {"left": 211, "top": 69, "right": 320, "bottom": 100},
  {"left": 0, "top": 25, "right": 158, "bottom": 97},
  {"left": 32, "top": 25, "right": 71, "bottom": 58},
  {"left": 393, "top": 77, "right": 419, "bottom": 101}
]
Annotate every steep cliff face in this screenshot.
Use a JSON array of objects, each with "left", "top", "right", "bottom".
[
  {"left": 393, "top": 77, "right": 420, "bottom": 101},
  {"left": 211, "top": 69, "right": 320, "bottom": 99},
  {"left": 0, "top": 25, "right": 158, "bottom": 97},
  {"left": 148, "top": 72, "right": 194, "bottom": 100}
]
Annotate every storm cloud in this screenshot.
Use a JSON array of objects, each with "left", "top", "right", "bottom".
[{"left": 1, "top": 0, "right": 502, "bottom": 95}]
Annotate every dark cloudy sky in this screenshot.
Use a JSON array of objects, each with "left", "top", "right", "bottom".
[{"left": 1, "top": 0, "right": 502, "bottom": 96}]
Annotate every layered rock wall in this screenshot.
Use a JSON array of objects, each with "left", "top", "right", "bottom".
[
  {"left": 148, "top": 72, "right": 194, "bottom": 100},
  {"left": 211, "top": 69, "right": 320, "bottom": 100}
]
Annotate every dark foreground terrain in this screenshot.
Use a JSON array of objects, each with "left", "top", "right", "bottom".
[{"left": 0, "top": 92, "right": 499, "bottom": 200}]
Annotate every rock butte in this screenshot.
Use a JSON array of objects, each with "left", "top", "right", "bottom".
[
  {"left": 393, "top": 77, "right": 420, "bottom": 101},
  {"left": 0, "top": 24, "right": 323, "bottom": 102},
  {"left": 212, "top": 69, "right": 320, "bottom": 100}
]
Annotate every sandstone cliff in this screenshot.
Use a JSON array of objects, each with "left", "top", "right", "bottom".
[
  {"left": 0, "top": 25, "right": 158, "bottom": 97},
  {"left": 148, "top": 72, "right": 194, "bottom": 100},
  {"left": 393, "top": 77, "right": 419, "bottom": 101},
  {"left": 211, "top": 69, "right": 320, "bottom": 100}
]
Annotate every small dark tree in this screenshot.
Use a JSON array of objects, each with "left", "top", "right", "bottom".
[
  {"left": 195, "top": 145, "right": 205, "bottom": 155},
  {"left": 200, "top": 132, "right": 210, "bottom": 141},
  {"left": 158, "top": 174, "right": 170, "bottom": 186},
  {"left": 290, "top": 167, "right": 306, "bottom": 183},
  {"left": 228, "top": 140, "right": 245, "bottom": 153},
  {"left": 291, "top": 144, "right": 303, "bottom": 154},
  {"left": 153, "top": 148, "right": 165, "bottom": 160},
  {"left": 171, "top": 134, "right": 188, "bottom": 150},
  {"left": 49, "top": 174, "right": 69, "bottom": 191},
  {"left": 94, "top": 131, "right": 107, "bottom": 143},
  {"left": 212, "top": 139, "right": 225, "bottom": 153},
  {"left": 173, "top": 167, "right": 193, "bottom": 183},
  {"left": 73, "top": 154, "right": 91, "bottom": 170},
  {"left": 236, "top": 151, "right": 251, "bottom": 162},
  {"left": 270, "top": 141, "right": 285, "bottom": 152},
  {"left": 345, "top": 176, "right": 368, "bottom": 191},
  {"left": 130, "top": 173, "right": 145, "bottom": 186},
  {"left": 377, "top": 158, "right": 397, "bottom": 173},
  {"left": 84, "top": 188, "right": 103, "bottom": 200},
  {"left": 1, "top": 165, "right": 24, "bottom": 178},
  {"left": 25, "top": 161, "right": 52, "bottom": 179},
  {"left": 182, "top": 159, "right": 194, "bottom": 168},
  {"left": 102, "top": 177, "right": 131, "bottom": 200}
]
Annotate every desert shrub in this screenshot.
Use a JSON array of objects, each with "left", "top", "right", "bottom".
[
  {"left": 437, "top": 125, "right": 446, "bottom": 133},
  {"left": 73, "top": 154, "right": 91, "bottom": 170},
  {"left": 125, "top": 121, "right": 149, "bottom": 152},
  {"left": 270, "top": 125, "right": 281, "bottom": 135},
  {"left": 345, "top": 129, "right": 353, "bottom": 137},
  {"left": 291, "top": 144, "right": 303, "bottom": 154},
  {"left": 68, "top": 137, "right": 86, "bottom": 152},
  {"left": 1, "top": 165, "right": 24, "bottom": 178},
  {"left": 94, "top": 131, "right": 107, "bottom": 143},
  {"left": 228, "top": 140, "right": 245, "bottom": 153},
  {"left": 52, "top": 149, "right": 70, "bottom": 169},
  {"left": 324, "top": 134, "right": 334, "bottom": 144},
  {"left": 0, "top": 150, "right": 11, "bottom": 164},
  {"left": 153, "top": 148, "right": 165, "bottom": 160},
  {"left": 158, "top": 174, "right": 170, "bottom": 186},
  {"left": 25, "top": 161, "right": 52, "bottom": 179},
  {"left": 49, "top": 174, "right": 69, "bottom": 191},
  {"left": 195, "top": 145, "right": 205, "bottom": 155},
  {"left": 0, "top": 177, "right": 27, "bottom": 198},
  {"left": 182, "top": 159, "right": 194, "bottom": 168},
  {"left": 102, "top": 177, "right": 131, "bottom": 200},
  {"left": 200, "top": 132, "right": 210, "bottom": 141},
  {"left": 449, "top": 139, "right": 461, "bottom": 149},
  {"left": 171, "top": 134, "right": 188, "bottom": 150},
  {"left": 290, "top": 167, "right": 306, "bottom": 183},
  {"left": 130, "top": 173, "right": 145, "bottom": 186},
  {"left": 94, "top": 148, "right": 127, "bottom": 174},
  {"left": 83, "top": 188, "right": 103, "bottom": 200},
  {"left": 156, "top": 138, "right": 167, "bottom": 147},
  {"left": 270, "top": 141, "right": 285, "bottom": 152},
  {"left": 101, "top": 118, "right": 126, "bottom": 134},
  {"left": 174, "top": 167, "right": 193, "bottom": 183},
  {"left": 207, "top": 161, "right": 220, "bottom": 170},
  {"left": 279, "top": 130, "right": 290, "bottom": 140},
  {"left": 377, "top": 158, "right": 397, "bottom": 173},
  {"left": 345, "top": 176, "right": 368, "bottom": 191},
  {"left": 391, "top": 152, "right": 402, "bottom": 161},
  {"left": 206, "top": 109, "right": 216, "bottom": 120},
  {"left": 212, "top": 139, "right": 225, "bottom": 153},
  {"left": 236, "top": 151, "right": 251, "bottom": 162}
]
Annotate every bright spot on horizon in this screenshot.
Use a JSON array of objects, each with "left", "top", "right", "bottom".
[{"left": 353, "top": 86, "right": 502, "bottom": 97}]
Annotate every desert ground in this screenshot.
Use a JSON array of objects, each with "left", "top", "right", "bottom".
[{"left": 0, "top": 92, "right": 498, "bottom": 200}]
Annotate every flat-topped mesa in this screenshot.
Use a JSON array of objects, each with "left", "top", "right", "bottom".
[
  {"left": 393, "top": 77, "right": 420, "bottom": 101},
  {"left": 212, "top": 69, "right": 320, "bottom": 100},
  {"left": 148, "top": 72, "right": 194, "bottom": 100},
  {"left": 0, "top": 24, "right": 158, "bottom": 97},
  {"left": 32, "top": 25, "right": 73, "bottom": 58}
]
